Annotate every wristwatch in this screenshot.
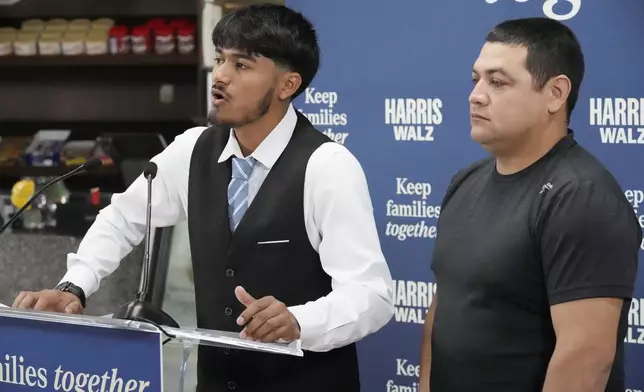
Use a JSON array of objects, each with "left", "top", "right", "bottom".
[{"left": 54, "top": 282, "right": 87, "bottom": 308}]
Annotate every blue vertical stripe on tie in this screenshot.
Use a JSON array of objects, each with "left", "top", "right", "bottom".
[{"left": 228, "top": 156, "right": 257, "bottom": 231}]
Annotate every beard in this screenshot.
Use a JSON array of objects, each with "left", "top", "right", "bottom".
[{"left": 208, "top": 86, "right": 274, "bottom": 128}]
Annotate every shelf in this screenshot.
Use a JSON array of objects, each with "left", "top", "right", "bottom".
[
  {"left": 0, "top": 164, "right": 119, "bottom": 178},
  {"left": 0, "top": 0, "right": 197, "bottom": 19},
  {"left": 0, "top": 53, "right": 199, "bottom": 67}
]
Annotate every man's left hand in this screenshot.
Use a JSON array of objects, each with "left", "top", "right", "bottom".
[{"left": 235, "top": 286, "right": 301, "bottom": 343}]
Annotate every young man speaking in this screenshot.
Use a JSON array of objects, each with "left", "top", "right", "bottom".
[
  {"left": 13, "top": 5, "right": 394, "bottom": 392},
  {"left": 419, "top": 18, "right": 641, "bottom": 392}
]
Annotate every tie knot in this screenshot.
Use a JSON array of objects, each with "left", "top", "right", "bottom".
[{"left": 231, "top": 156, "right": 257, "bottom": 180}]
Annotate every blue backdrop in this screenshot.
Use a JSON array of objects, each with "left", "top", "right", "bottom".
[{"left": 287, "top": 0, "right": 644, "bottom": 390}]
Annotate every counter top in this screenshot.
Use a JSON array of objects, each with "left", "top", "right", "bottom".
[{"left": 0, "top": 232, "right": 143, "bottom": 317}]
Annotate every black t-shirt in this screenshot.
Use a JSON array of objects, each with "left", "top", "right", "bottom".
[{"left": 430, "top": 131, "right": 641, "bottom": 392}]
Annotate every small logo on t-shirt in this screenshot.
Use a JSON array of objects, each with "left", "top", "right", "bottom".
[{"left": 539, "top": 182, "right": 554, "bottom": 194}]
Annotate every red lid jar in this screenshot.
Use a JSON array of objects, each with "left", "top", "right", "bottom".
[
  {"left": 131, "top": 25, "right": 151, "bottom": 54},
  {"left": 146, "top": 18, "right": 166, "bottom": 30},
  {"left": 169, "top": 18, "right": 190, "bottom": 31},
  {"left": 108, "top": 25, "right": 129, "bottom": 55},
  {"left": 154, "top": 26, "right": 175, "bottom": 54},
  {"left": 177, "top": 24, "right": 195, "bottom": 54}
]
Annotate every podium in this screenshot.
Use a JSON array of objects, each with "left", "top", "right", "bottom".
[{"left": 0, "top": 307, "right": 303, "bottom": 392}]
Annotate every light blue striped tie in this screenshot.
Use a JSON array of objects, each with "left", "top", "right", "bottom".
[{"left": 228, "top": 156, "right": 257, "bottom": 231}]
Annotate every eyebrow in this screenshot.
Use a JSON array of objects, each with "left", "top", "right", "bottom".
[
  {"left": 215, "top": 48, "right": 257, "bottom": 62},
  {"left": 473, "top": 67, "right": 514, "bottom": 80}
]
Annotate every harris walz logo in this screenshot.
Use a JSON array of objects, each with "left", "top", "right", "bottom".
[{"left": 590, "top": 98, "right": 644, "bottom": 145}]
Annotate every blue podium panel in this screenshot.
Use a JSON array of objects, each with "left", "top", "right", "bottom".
[
  {"left": 285, "top": 1, "right": 644, "bottom": 391},
  {"left": 0, "top": 310, "right": 162, "bottom": 392}
]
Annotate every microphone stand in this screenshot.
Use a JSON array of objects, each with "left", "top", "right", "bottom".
[
  {"left": 112, "top": 162, "right": 180, "bottom": 329},
  {"left": 138, "top": 166, "right": 154, "bottom": 303}
]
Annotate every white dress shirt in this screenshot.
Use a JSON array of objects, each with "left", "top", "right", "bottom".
[{"left": 61, "top": 104, "right": 394, "bottom": 352}]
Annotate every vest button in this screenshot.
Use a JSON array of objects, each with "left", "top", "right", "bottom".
[
  {"left": 225, "top": 307, "right": 232, "bottom": 316},
  {"left": 226, "top": 268, "right": 234, "bottom": 277},
  {"left": 228, "top": 381, "right": 236, "bottom": 390},
  {"left": 223, "top": 348, "right": 230, "bottom": 355}
]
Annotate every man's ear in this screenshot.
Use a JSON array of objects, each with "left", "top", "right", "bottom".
[
  {"left": 547, "top": 75, "right": 571, "bottom": 116},
  {"left": 278, "top": 72, "right": 302, "bottom": 101}
]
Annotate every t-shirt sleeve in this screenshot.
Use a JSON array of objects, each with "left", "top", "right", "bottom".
[{"left": 538, "top": 181, "right": 641, "bottom": 306}]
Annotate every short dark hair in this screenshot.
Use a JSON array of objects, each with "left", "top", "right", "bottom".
[
  {"left": 486, "top": 17, "right": 585, "bottom": 122},
  {"left": 212, "top": 4, "right": 320, "bottom": 99}
]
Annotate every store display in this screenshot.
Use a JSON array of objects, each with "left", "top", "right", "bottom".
[
  {"left": 92, "top": 18, "right": 115, "bottom": 31},
  {"left": 85, "top": 30, "right": 108, "bottom": 55},
  {"left": 0, "top": 132, "right": 116, "bottom": 172},
  {"left": 37, "top": 32, "right": 62, "bottom": 56},
  {"left": 0, "top": 33, "right": 12, "bottom": 56},
  {"left": 13, "top": 32, "right": 37, "bottom": 56},
  {"left": 177, "top": 24, "right": 196, "bottom": 55},
  {"left": 0, "top": 17, "right": 196, "bottom": 58},
  {"left": 62, "top": 31, "right": 85, "bottom": 56},
  {"left": 44, "top": 19, "right": 67, "bottom": 33},
  {"left": 21, "top": 19, "right": 43, "bottom": 32},
  {"left": 10, "top": 178, "right": 34, "bottom": 210},
  {"left": 108, "top": 25, "right": 129, "bottom": 55},
  {"left": 130, "top": 25, "right": 151, "bottom": 54},
  {"left": 68, "top": 18, "right": 91, "bottom": 32},
  {"left": 23, "top": 130, "right": 70, "bottom": 167},
  {"left": 0, "top": 137, "right": 31, "bottom": 167},
  {"left": 0, "top": 130, "right": 164, "bottom": 234},
  {"left": 154, "top": 26, "right": 175, "bottom": 54},
  {"left": 60, "top": 141, "right": 96, "bottom": 166}
]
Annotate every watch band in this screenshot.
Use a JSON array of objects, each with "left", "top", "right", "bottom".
[{"left": 55, "top": 282, "right": 87, "bottom": 308}]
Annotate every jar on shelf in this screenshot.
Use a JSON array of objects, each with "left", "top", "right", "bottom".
[
  {"left": 0, "top": 28, "right": 15, "bottom": 56},
  {"left": 91, "top": 18, "right": 114, "bottom": 37},
  {"left": 38, "top": 32, "right": 63, "bottom": 55},
  {"left": 45, "top": 19, "right": 68, "bottom": 33},
  {"left": 92, "top": 18, "right": 115, "bottom": 30},
  {"left": 177, "top": 24, "right": 195, "bottom": 54},
  {"left": 21, "top": 19, "right": 44, "bottom": 33},
  {"left": 85, "top": 30, "right": 108, "bottom": 55},
  {"left": 147, "top": 18, "right": 166, "bottom": 30},
  {"left": 131, "top": 25, "right": 151, "bottom": 54},
  {"left": 13, "top": 32, "right": 37, "bottom": 56},
  {"left": 169, "top": 18, "right": 190, "bottom": 31},
  {"left": 154, "top": 27, "right": 175, "bottom": 54},
  {"left": 0, "top": 33, "right": 13, "bottom": 56},
  {"left": 0, "top": 27, "right": 16, "bottom": 35},
  {"left": 108, "top": 25, "right": 129, "bottom": 55},
  {"left": 62, "top": 31, "right": 85, "bottom": 56},
  {"left": 69, "top": 18, "right": 91, "bottom": 32}
]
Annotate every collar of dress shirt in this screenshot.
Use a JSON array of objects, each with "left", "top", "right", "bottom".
[{"left": 217, "top": 103, "right": 297, "bottom": 169}]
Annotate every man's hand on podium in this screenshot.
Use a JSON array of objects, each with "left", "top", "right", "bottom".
[
  {"left": 12, "top": 290, "right": 84, "bottom": 315},
  {"left": 234, "top": 286, "right": 301, "bottom": 343}
]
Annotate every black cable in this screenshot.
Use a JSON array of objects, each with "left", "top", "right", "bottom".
[{"left": 131, "top": 317, "right": 177, "bottom": 345}]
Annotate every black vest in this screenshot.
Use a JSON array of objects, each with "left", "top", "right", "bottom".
[{"left": 187, "top": 112, "right": 361, "bottom": 392}]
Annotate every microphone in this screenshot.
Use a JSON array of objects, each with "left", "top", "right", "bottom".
[
  {"left": 0, "top": 157, "right": 104, "bottom": 237},
  {"left": 112, "top": 161, "right": 179, "bottom": 329}
]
